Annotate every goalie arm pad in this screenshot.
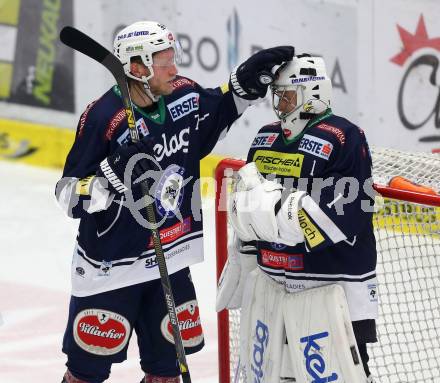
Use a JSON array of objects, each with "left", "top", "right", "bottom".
[{"left": 216, "top": 233, "right": 258, "bottom": 311}]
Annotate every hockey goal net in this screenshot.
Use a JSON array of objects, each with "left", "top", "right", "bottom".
[{"left": 214, "top": 147, "right": 440, "bottom": 383}]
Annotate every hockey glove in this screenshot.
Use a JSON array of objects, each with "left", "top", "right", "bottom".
[
  {"left": 96, "top": 138, "right": 154, "bottom": 195},
  {"left": 229, "top": 162, "right": 283, "bottom": 242},
  {"left": 229, "top": 45, "right": 295, "bottom": 100},
  {"left": 216, "top": 233, "right": 258, "bottom": 311},
  {"left": 229, "top": 162, "right": 305, "bottom": 246}
]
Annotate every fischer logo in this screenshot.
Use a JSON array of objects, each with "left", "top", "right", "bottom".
[
  {"left": 73, "top": 309, "right": 130, "bottom": 355},
  {"left": 251, "top": 320, "right": 269, "bottom": 383},
  {"left": 300, "top": 331, "right": 338, "bottom": 382},
  {"left": 160, "top": 300, "right": 203, "bottom": 347},
  {"left": 167, "top": 92, "right": 199, "bottom": 121},
  {"left": 251, "top": 132, "right": 279, "bottom": 148},
  {"left": 261, "top": 249, "right": 304, "bottom": 270},
  {"left": 153, "top": 128, "right": 190, "bottom": 161},
  {"left": 299, "top": 134, "right": 333, "bottom": 160}
]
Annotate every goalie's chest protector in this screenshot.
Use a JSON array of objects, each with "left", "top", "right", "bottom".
[
  {"left": 245, "top": 113, "right": 378, "bottom": 322},
  {"left": 247, "top": 113, "right": 342, "bottom": 193}
]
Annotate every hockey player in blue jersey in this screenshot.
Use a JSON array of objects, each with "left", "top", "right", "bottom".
[
  {"left": 55, "top": 20, "right": 294, "bottom": 383},
  {"left": 218, "top": 55, "right": 378, "bottom": 382}
]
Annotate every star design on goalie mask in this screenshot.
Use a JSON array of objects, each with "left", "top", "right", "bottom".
[{"left": 390, "top": 14, "right": 440, "bottom": 66}]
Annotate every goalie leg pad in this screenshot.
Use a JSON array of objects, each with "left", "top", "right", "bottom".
[
  {"left": 283, "top": 284, "right": 368, "bottom": 383},
  {"left": 216, "top": 233, "right": 258, "bottom": 311},
  {"left": 239, "top": 268, "right": 285, "bottom": 383}
]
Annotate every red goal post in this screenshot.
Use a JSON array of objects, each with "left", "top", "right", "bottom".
[{"left": 214, "top": 149, "right": 440, "bottom": 383}]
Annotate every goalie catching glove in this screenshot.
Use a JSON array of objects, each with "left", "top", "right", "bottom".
[
  {"left": 229, "top": 46, "right": 295, "bottom": 100},
  {"left": 229, "top": 162, "right": 305, "bottom": 246},
  {"left": 216, "top": 232, "right": 258, "bottom": 311}
]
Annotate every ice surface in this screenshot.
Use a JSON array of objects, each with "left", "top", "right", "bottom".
[{"left": 0, "top": 161, "right": 218, "bottom": 382}]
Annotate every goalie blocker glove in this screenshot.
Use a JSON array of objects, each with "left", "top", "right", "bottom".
[
  {"left": 96, "top": 138, "right": 155, "bottom": 195},
  {"left": 229, "top": 45, "right": 295, "bottom": 100}
]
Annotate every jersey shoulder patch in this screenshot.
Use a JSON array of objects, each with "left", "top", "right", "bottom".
[
  {"left": 250, "top": 122, "right": 281, "bottom": 148},
  {"left": 77, "top": 88, "right": 123, "bottom": 139},
  {"left": 77, "top": 100, "right": 98, "bottom": 138},
  {"left": 104, "top": 108, "right": 126, "bottom": 141},
  {"left": 171, "top": 76, "right": 196, "bottom": 91},
  {"left": 76, "top": 89, "right": 114, "bottom": 138},
  {"left": 314, "top": 121, "right": 347, "bottom": 146}
]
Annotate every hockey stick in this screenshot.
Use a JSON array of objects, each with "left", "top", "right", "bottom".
[{"left": 60, "top": 26, "right": 192, "bottom": 383}]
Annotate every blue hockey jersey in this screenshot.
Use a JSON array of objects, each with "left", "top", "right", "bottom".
[
  {"left": 56, "top": 76, "right": 250, "bottom": 297},
  {"left": 246, "top": 109, "right": 378, "bottom": 322}
]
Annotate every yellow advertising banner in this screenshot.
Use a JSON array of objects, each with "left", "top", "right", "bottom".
[{"left": 0, "top": 118, "right": 74, "bottom": 168}]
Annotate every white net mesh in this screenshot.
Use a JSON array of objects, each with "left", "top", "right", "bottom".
[
  {"left": 371, "top": 148, "right": 440, "bottom": 190},
  {"left": 217, "top": 147, "right": 440, "bottom": 383}
]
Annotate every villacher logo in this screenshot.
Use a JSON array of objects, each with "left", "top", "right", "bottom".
[{"left": 391, "top": 15, "right": 440, "bottom": 143}]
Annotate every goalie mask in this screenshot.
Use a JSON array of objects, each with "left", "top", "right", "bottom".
[
  {"left": 113, "top": 21, "right": 182, "bottom": 101},
  {"left": 271, "top": 54, "right": 332, "bottom": 140}
]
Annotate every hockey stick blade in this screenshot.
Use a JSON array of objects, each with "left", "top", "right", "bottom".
[{"left": 60, "top": 26, "right": 124, "bottom": 79}]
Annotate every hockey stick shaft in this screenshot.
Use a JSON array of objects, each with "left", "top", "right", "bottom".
[{"left": 60, "top": 26, "right": 191, "bottom": 382}]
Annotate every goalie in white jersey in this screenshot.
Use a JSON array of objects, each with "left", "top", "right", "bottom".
[{"left": 217, "top": 54, "right": 378, "bottom": 382}]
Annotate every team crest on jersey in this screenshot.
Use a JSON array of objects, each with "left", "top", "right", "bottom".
[
  {"left": 167, "top": 92, "right": 199, "bottom": 121},
  {"left": 73, "top": 309, "right": 130, "bottom": 355},
  {"left": 160, "top": 300, "right": 204, "bottom": 347},
  {"left": 251, "top": 133, "right": 279, "bottom": 148},
  {"left": 298, "top": 134, "right": 333, "bottom": 160},
  {"left": 155, "top": 164, "right": 186, "bottom": 218}
]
